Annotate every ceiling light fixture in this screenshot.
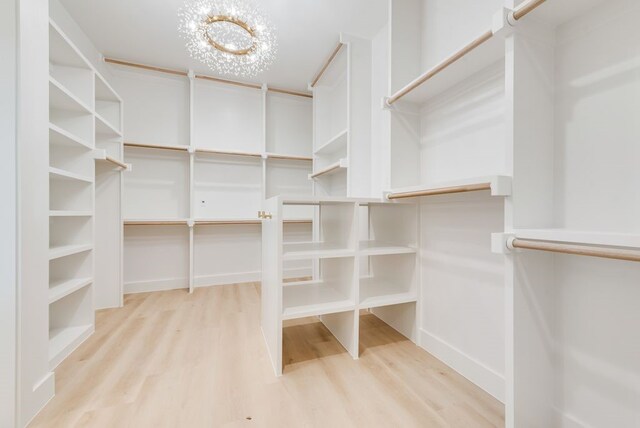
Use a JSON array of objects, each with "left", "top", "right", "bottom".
[{"left": 178, "top": 0, "right": 277, "bottom": 77}]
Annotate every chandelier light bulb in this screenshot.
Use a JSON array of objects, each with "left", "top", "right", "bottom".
[{"left": 178, "top": 0, "right": 278, "bottom": 78}]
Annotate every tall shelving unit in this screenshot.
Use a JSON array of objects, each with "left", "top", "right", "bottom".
[
  {"left": 48, "top": 19, "right": 126, "bottom": 368},
  {"left": 110, "top": 61, "right": 315, "bottom": 293},
  {"left": 261, "top": 196, "right": 418, "bottom": 376},
  {"left": 310, "top": 34, "right": 372, "bottom": 198},
  {"left": 380, "top": 0, "right": 640, "bottom": 426}
]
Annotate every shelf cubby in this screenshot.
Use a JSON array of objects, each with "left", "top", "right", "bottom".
[
  {"left": 266, "top": 90, "right": 313, "bottom": 158},
  {"left": 49, "top": 250, "right": 92, "bottom": 304},
  {"left": 194, "top": 152, "right": 262, "bottom": 219},
  {"left": 123, "top": 146, "right": 189, "bottom": 219},
  {"left": 282, "top": 256, "right": 356, "bottom": 320},
  {"left": 359, "top": 253, "right": 417, "bottom": 309}
]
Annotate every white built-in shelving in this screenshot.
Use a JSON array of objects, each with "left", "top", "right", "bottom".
[
  {"left": 311, "top": 35, "right": 371, "bottom": 198},
  {"left": 262, "top": 196, "right": 418, "bottom": 376},
  {"left": 47, "top": 17, "right": 126, "bottom": 369},
  {"left": 107, "top": 59, "right": 315, "bottom": 294}
]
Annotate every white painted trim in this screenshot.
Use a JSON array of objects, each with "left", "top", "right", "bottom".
[
  {"left": 419, "top": 328, "right": 505, "bottom": 402},
  {"left": 125, "top": 268, "right": 312, "bottom": 294},
  {"left": 0, "top": 0, "right": 17, "bottom": 424},
  {"left": 22, "top": 372, "right": 54, "bottom": 428}
]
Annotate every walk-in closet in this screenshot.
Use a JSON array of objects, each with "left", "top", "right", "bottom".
[{"left": 4, "top": 0, "right": 639, "bottom": 426}]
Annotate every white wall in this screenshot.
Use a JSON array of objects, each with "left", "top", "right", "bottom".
[
  {"left": 1, "top": 0, "right": 18, "bottom": 425},
  {"left": 420, "top": 192, "right": 506, "bottom": 401}
]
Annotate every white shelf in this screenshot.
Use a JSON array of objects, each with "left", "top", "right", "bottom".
[
  {"left": 49, "top": 243, "right": 93, "bottom": 260},
  {"left": 283, "top": 242, "right": 354, "bottom": 261},
  {"left": 49, "top": 277, "right": 92, "bottom": 304},
  {"left": 309, "top": 158, "right": 349, "bottom": 180},
  {"left": 49, "top": 76, "right": 92, "bottom": 114},
  {"left": 49, "top": 210, "right": 93, "bottom": 217},
  {"left": 512, "top": 229, "right": 640, "bottom": 250},
  {"left": 95, "top": 113, "right": 122, "bottom": 138},
  {"left": 282, "top": 282, "right": 355, "bottom": 320},
  {"left": 49, "top": 20, "right": 91, "bottom": 69},
  {"left": 49, "top": 167, "right": 93, "bottom": 183},
  {"left": 359, "top": 277, "right": 417, "bottom": 309},
  {"left": 359, "top": 240, "right": 416, "bottom": 256},
  {"left": 49, "top": 123, "right": 93, "bottom": 150},
  {"left": 95, "top": 73, "right": 121, "bottom": 103},
  {"left": 49, "top": 324, "right": 93, "bottom": 369},
  {"left": 388, "top": 29, "right": 505, "bottom": 105},
  {"left": 315, "top": 129, "right": 348, "bottom": 156}
]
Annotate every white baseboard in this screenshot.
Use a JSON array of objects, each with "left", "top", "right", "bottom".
[
  {"left": 124, "top": 278, "right": 188, "bottom": 294},
  {"left": 125, "top": 268, "right": 312, "bottom": 294},
  {"left": 419, "top": 328, "right": 505, "bottom": 402},
  {"left": 22, "top": 371, "right": 54, "bottom": 427}
]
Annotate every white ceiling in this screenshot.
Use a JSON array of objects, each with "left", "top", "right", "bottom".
[{"left": 60, "top": 0, "right": 388, "bottom": 91}]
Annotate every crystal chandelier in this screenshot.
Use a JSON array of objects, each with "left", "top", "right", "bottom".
[{"left": 178, "top": 0, "right": 277, "bottom": 77}]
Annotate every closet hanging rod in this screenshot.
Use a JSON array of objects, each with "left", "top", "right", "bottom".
[
  {"left": 512, "top": 0, "right": 548, "bottom": 21},
  {"left": 310, "top": 42, "right": 345, "bottom": 88},
  {"left": 195, "top": 148, "right": 263, "bottom": 158},
  {"left": 509, "top": 238, "right": 640, "bottom": 263},
  {"left": 124, "top": 220, "right": 189, "bottom": 226},
  {"left": 386, "top": 30, "right": 494, "bottom": 105},
  {"left": 105, "top": 156, "right": 127, "bottom": 169},
  {"left": 104, "top": 57, "right": 312, "bottom": 98},
  {"left": 266, "top": 153, "right": 313, "bottom": 162},
  {"left": 387, "top": 182, "right": 491, "bottom": 200},
  {"left": 124, "top": 142, "right": 189, "bottom": 152}
]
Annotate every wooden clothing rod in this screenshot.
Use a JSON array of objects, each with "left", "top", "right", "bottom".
[
  {"left": 387, "top": 30, "right": 494, "bottom": 105},
  {"left": 104, "top": 57, "right": 312, "bottom": 98},
  {"left": 195, "top": 148, "right": 263, "bottom": 158},
  {"left": 311, "top": 42, "right": 345, "bottom": 88},
  {"left": 266, "top": 153, "right": 313, "bottom": 162},
  {"left": 510, "top": 239, "right": 640, "bottom": 263},
  {"left": 512, "top": 0, "right": 548, "bottom": 20},
  {"left": 105, "top": 156, "right": 127, "bottom": 169},
  {"left": 124, "top": 142, "right": 189, "bottom": 152},
  {"left": 124, "top": 220, "right": 188, "bottom": 226},
  {"left": 387, "top": 182, "right": 491, "bottom": 200}
]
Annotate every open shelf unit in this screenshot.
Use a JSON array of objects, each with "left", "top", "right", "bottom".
[
  {"left": 47, "top": 17, "right": 127, "bottom": 368},
  {"left": 311, "top": 34, "right": 371, "bottom": 198},
  {"left": 261, "top": 196, "right": 418, "bottom": 376},
  {"left": 107, "top": 60, "right": 314, "bottom": 294}
]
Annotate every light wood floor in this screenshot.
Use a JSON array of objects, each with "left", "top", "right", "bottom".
[{"left": 30, "top": 283, "right": 504, "bottom": 427}]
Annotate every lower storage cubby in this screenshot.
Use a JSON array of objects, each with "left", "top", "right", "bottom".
[
  {"left": 123, "top": 225, "right": 189, "bottom": 293},
  {"left": 49, "top": 284, "right": 94, "bottom": 369},
  {"left": 282, "top": 257, "right": 356, "bottom": 320},
  {"left": 359, "top": 253, "right": 417, "bottom": 309},
  {"left": 49, "top": 250, "right": 92, "bottom": 304}
]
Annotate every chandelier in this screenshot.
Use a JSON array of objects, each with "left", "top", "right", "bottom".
[{"left": 178, "top": 0, "right": 277, "bottom": 77}]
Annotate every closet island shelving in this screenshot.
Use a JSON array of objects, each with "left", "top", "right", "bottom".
[
  {"left": 48, "top": 17, "right": 126, "bottom": 369},
  {"left": 262, "top": 196, "right": 418, "bottom": 375}
]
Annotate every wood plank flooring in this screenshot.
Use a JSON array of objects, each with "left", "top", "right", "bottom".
[{"left": 30, "top": 283, "right": 504, "bottom": 427}]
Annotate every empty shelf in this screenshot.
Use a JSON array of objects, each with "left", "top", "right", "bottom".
[
  {"left": 359, "top": 277, "right": 417, "bottom": 309},
  {"left": 282, "top": 283, "right": 355, "bottom": 320},
  {"left": 49, "top": 167, "right": 93, "bottom": 183},
  {"left": 49, "top": 123, "right": 93, "bottom": 150},
  {"left": 49, "top": 277, "right": 92, "bottom": 304},
  {"left": 49, "top": 243, "right": 92, "bottom": 260},
  {"left": 283, "top": 242, "right": 354, "bottom": 261},
  {"left": 95, "top": 114, "right": 122, "bottom": 138},
  {"left": 359, "top": 241, "right": 416, "bottom": 256},
  {"left": 309, "top": 158, "right": 349, "bottom": 179},
  {"left": 49, "top": 324, "right": 93, "bottom": 369},
  {"left": 49, "top": 77, "right": 92, "bottom": 114},
  {"left": 49, "top": 210, "right": 93, "bottom": 217},
  {"left": 315, "top": 129, "right": 348, "bottom": 156}
]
